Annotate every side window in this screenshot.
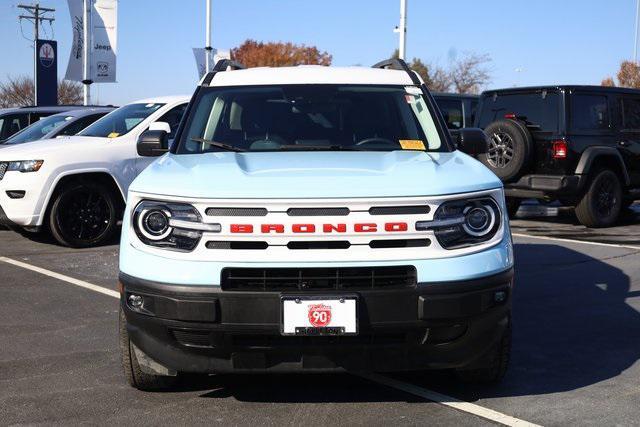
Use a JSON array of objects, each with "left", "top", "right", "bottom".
[
  {"left": 622, "top": 97, "right": 640, "bottom": 130},
  {"left": 57, "top": 114, "right": 107, "bottom": 136},
  {"left": 570, "top": 95, "right": 609, "bottom": 131},
  {"left": 436, "top": 99, "right": 463, "bottom": 129},
  {"left": 469, "top": 100, "right": 479, "bottom": 126},
  {"left": 1, "top": 114, "right": 29, "bottom": 139},
  {"left": 156, "top": 104, "right": 188, "bottom": 138}
]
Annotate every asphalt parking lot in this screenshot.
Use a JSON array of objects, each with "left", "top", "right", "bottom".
[{"left": 1, "top": 203, "right": 639, "bottom": 426}]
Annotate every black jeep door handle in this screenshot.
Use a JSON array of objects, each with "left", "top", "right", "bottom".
[{"left": 619, "top": 141, "right": 630, "bottom": 147}]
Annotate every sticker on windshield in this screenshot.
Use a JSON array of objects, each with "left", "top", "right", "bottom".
[
  {"left": 107, "top": 132, "right": 120, "bottom": 138},
  {"left": 405, "top": 86, "right": 422, "bottom": 95},
  {"left": 399, "top": 140, "right": 426, "bottom": 150}
]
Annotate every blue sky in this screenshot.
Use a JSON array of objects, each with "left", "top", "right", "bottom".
[{"left": 0, "top": 0, "right": 637, "bottom": 105}]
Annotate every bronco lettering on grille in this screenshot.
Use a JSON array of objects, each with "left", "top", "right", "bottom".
[{"left": 230, "top": 222, "right": 409, "bottom": 233}]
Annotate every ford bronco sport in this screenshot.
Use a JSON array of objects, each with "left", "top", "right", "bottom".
[
  {"left": 118, "top": 59, "right": 514, "bottom": 391},
  {"left": 476, "top": 86, "right": 640, "bottom": 226}
]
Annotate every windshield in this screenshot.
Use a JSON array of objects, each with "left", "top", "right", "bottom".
[
  {"left": 478, "top": 91, "right": 560, "bottom": 132},
  {"left": 79, "top": 103, "right": 164, "bottom": 138},
  {"left": 4, "top": 114, "right": 70, "bottom": 144},
  {"left": 176, "top": 85, "right": 445, "bottom": 153}
]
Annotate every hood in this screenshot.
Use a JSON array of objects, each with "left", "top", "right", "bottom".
[
  {"left": 0, "top": 136, "right": 104, "bottom": 158},
  {"left": 131, "top": 151, "right": 502, "bottom": 199}
]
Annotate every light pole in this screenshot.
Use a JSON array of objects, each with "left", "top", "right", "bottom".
[
  {"left": 205, "top": 0, "right": 212, "bottom": 73},
  {"left": 399, "top": 0, "right": 407, "bottom": 60},
  {"left": 635, "top": 0, "right": 640, "bottom": 63}
]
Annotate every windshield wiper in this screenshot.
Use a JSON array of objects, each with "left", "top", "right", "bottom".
[
  {"left": 190, "top": 137, "right": 247, "bottom": 152},
  {"left": 276, "top": 144, "right": 365, "bottom": 151}
]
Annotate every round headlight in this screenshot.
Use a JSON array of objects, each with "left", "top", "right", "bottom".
[
  {"left": 137, "top": 208, "right": 172, "bottom": 240},
  {"left": 463, "top": 205, "right": 495, "bottom": 237}
]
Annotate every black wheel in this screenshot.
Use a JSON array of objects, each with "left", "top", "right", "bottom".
[
  {"left": 119, "top": 308, "right": 177, "bottom": 391},
  {"left": 48, "top": 181, "right": 118, "bottom": 248},
  {"left": 505, "top": 198, "right": 521, "bottom": 219},
  {"left": 575, "top": 169, "right": 622, "bottom": 228},
  {"left": 456, "top": 322, "right": 511, "bottom": 384},
  {"left": 481, "top": 119, "right": 532, "bottom": 182}
]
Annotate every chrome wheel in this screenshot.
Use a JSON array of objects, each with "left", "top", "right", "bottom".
[{"left": 487, "top": 131, "right": 514, "bottom": 169}]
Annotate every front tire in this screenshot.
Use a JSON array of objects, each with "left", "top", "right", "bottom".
[
  {"left": 456, "top": 322, "right": 511, "bottom": 384},
  {"left": 119, "top": 308, "right": 177, "bottom": 391},
  {"left": 575, "top": 169, "right": 622, "bottom": 228},
  {"left": 48, "top": 181, "right": 118, "bottom": 248}
]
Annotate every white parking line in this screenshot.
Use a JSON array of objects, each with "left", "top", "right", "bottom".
[
  {"left": 0, "top": 255, "right": 539, "bottom": 426},
  {"left": 0, "top": 256, "right": 120, "bottom": 299},
  {"left": 359, "top": 373, "right": 540, "bottom": 427},
  {"left": 512, "top": 232, "right": 640, "bottom": 251}
]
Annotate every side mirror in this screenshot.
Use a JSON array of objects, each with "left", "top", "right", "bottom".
[
  {"left": 149, "top": 121, "right": 171, "bottom": 133},
  {"left": 137, "top": 130, "right": 169, "bottom": 157},
  {"left": 456, "top": 128, "right": 488, "bottom": 155}
]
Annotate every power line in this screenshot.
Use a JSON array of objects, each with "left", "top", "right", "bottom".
[{"left": 17, "top": 2, "right": 56, "bottom": 105}]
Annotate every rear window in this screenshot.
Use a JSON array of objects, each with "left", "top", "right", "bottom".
[
  {"left": 622, "top": 97, "right": 640, "bottom": 129},
  {"left": 570, "top": 94, "right": 609, "bottom": 131},
  {"left": 478, "top": 91, "right": 560, "bottom": 132}
]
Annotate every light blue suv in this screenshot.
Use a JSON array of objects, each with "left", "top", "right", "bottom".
[{"left": 118, "top": 59, "right": 514, "bottom": 391}]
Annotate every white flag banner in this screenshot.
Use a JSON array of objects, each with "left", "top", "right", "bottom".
[
  {"left": 65, "top": 0, "right": 84, "bottom": 82},
  {"left": 193, "top": 48, "right": 230, "bottom": 79},
  {"left": 91, "top": 0, "right": 117, "bottom": 83},
  {"left": 65, "top": 0, "right": 118, "bottom": 83}
]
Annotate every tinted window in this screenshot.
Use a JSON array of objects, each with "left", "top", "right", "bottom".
[
  {"left": 570, "top": 95, "right": 609, "bottom": 131},
  {"left": 622, "top": 97, "right": 640, "bottom": 129},
  {"left": 0, "top": 114, "right": 29, "bottom": 140},
  {"left": 4, "top": 114, "right": 70, "bottom": 144},
  {"left": 469, "top": 100, "right": 478, "bottom": 125},
  {"left": 57, "top": 113, "right": 108, "bottom": 136},
  {"left": 178, "top": 85, "right": 445, "bottom": 154},
  {"left": 79, "top": 103, "right": 164, "bottom": 138},
  {"left": 436, "top": 99, "right": 463, "bottom": 129},
  {"left": 156, "top": 104, "right": 187, "bottom": 138},
  {"left": 478, "top": 91, "right": 560, "bottom": 132}
]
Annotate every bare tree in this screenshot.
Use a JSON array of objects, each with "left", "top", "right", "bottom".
[
  {"left": 0, "top": 75, "right": 83, "bottom": 107},
  {"left": 601, "top": 77, "right": 616, "bottom": 87},
  {"left": 390, "top": 50, "right": 489, "bottom": 94},
  {"left": 450, "top": 53, "right": 491, "bottom": 94}
]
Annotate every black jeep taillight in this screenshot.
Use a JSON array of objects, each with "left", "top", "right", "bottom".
[{"left": 552, "top": 140, "right": 568, "bottom": 159}]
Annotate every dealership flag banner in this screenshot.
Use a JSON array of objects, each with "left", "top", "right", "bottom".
[
  {"left": 193, "top": 48, "right": 230, "bottom": 79},
  {"left": 65, "top": 0, "right": 118, "bottom": 83}
]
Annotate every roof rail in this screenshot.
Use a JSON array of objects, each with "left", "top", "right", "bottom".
[
  {"left": 372, "top": 58, "right": 421, "bottom": 85},
  {"left": 201, "top": 59, "right": 247, "bottom": 86}
]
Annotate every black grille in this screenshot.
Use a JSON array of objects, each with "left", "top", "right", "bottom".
[
  {"left": 206, "top": 207, "right": 268, "bottom": 216},
  {"left": 221, "top": 266, "right": 417, "bottom": 291},
  {"left": 369, "top": 206, "right": 430, "bottom": 215},
  {"left": 0, "top": 163, "right": 7, "bottom": 181},
  {"left": 231, "top": 333, "right": 407, "bottom": 347},
  {"left": 287, "top": 207, "right": 350, "bottom": 216},
  {"left": 206, "top": 241, "right": 268, "bottom": 250},
  {"left": 172, "top": 329, "right": 213, "bottom": 348},
  {"left": 369, "top": 239, "right": 431, "bottom": 249},
  {"left": 287, "top": 241, "right": 350, "bottom": 250}
]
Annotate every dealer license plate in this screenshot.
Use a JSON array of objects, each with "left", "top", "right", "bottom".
[{"left": 281, "top": 296, "right": 358, "bottom": 336}]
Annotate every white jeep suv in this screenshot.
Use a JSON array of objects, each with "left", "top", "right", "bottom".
[{"left": 0, "top": 95, "right": 189, "bottom": 247}]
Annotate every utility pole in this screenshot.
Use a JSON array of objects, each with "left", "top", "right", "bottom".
[
  {"left": 205, "top": 0, "right": 212, "bottom": 73},
  {"left": 635, "top": 0, "right": 640, "bottom": 63},
  {"left": 83, "top": 0, "right": 91, "bottom": 105},
  {"left": 399, "top": 0, "right": 407, "bottom": 60},
  {"left": 18, "top": 2, "right": 55, "bottom": 106}
]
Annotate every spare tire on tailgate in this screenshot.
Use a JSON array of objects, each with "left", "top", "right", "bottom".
[{"left": 480, "top": 119, "right": 532, "bottom": 182}]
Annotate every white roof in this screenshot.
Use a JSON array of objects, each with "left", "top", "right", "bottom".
[
  {"left": 208, "top": 65, "right": 417, "bottom": 87},
  {"left": 133, "top": 95, "right": 190, "bottom": 105}
]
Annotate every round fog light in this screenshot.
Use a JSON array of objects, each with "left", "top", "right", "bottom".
[{"left": 128, "top": 294, "right": 144, "bottom": 309}]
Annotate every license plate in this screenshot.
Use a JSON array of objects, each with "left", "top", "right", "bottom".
[{"left": 281, "top": 296, "right": 358, "bottom": 336}]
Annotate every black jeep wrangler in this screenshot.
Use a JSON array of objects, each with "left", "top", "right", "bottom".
[{"left": 475, "top": 86, "right": 640, "bottom": 227}]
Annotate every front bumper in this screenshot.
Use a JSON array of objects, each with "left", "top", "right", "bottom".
[{"left": 120, "top": 268, "right": 513, "bottom": 373}]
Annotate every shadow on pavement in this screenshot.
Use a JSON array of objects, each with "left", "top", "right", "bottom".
[{"left": 395, "top": 243, "right": 640, "bottom": 400}]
